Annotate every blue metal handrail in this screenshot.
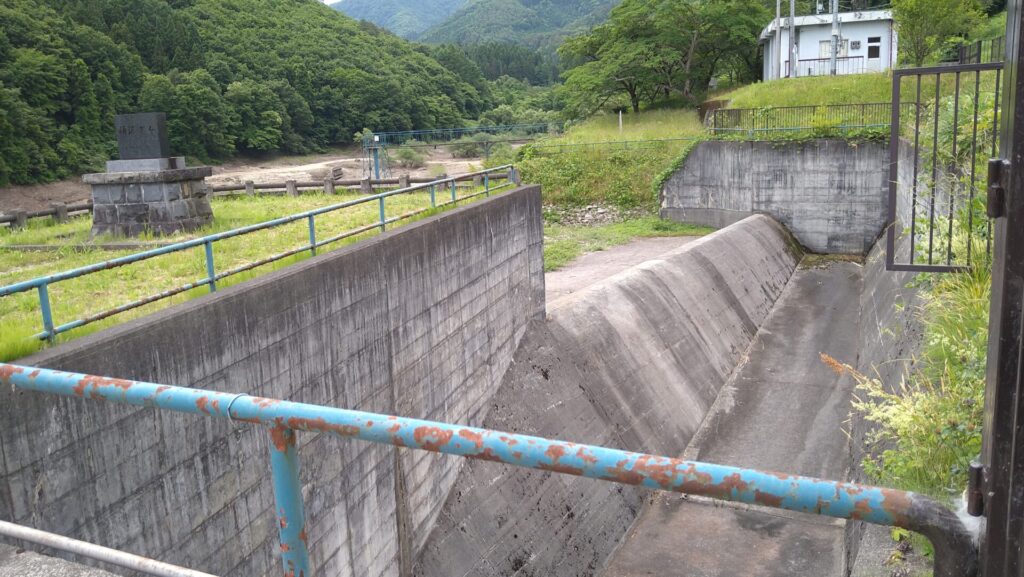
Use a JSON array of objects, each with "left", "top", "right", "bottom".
[
  {"left": 0, "top": 364, "right": 978, "bottom": 577},
  {"left": 0, "top": 166, "right": 516, "bottom": 343}
]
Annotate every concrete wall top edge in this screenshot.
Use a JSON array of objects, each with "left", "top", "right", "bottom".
[{"left": 20, "top": 185, "right": 543, "bottom": 370}]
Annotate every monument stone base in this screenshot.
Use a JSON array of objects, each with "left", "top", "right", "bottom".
[{"left": 84, "top": 164, "right": 214, "bottom": 237}]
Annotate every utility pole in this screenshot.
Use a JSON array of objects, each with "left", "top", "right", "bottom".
[
  {"left": 775, "top": 0, "right": 782, "bottom": 79},
  {"left": 788, "top": 0, "right": 797, "bottom": 77},
  {"left": 829, "top": 0, "right": 839, "bottom": 75}
]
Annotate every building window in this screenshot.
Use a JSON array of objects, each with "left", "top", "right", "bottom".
[{"left": 867, "top": 36, "right": 881, "bottom": 59}]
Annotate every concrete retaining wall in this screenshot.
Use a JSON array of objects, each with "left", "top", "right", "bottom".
[
  {"left": 845, "top": 234, "right": 925, "bottom": 576},
  {"left": 414, "top": 215, "right": 803, "bottom": 576},
  {"left": 0, "top": 186, "right": 545, "bottom": 577},
  {"left": 661, "top": 139, "right": 889, "bottom": 254}
]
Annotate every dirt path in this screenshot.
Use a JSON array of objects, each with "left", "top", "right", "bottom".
[
  {"left": 545, "top": 236, "right": 699, "bottom": 306},
  {"left": 0, "top": 147, "right": 486, "bottom": 215}
]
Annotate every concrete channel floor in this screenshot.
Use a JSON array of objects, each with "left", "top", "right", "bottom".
[
  {"left": 545, "top": 236, "right": 698, "bottom": 305},
  {"left": 602, "top": 260, "right": 864, "bottom": 577},
  {"left": 0, "top": 544, "right": 118, "bottom": 576}
]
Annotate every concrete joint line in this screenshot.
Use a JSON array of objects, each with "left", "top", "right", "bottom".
[{"left": 677, "top": 493, "right": 847, "bottom": 527}]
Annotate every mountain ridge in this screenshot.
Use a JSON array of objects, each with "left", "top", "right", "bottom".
[
  {"left": 332, "top": 0, "right": 618, "bottom": 48},
  {"left": 328, "top": 0, "right": 468, "bottom": 38}
]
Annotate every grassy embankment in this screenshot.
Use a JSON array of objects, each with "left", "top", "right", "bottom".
[{"left": 518, "top": 108, "right": 714, "bottom": 271}]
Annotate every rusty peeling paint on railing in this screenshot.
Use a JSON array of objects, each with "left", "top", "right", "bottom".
[{"left": 0, "top": 364, "right": 978, "bottom": 577}]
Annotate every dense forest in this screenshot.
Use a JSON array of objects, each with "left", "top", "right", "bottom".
[{"left": 0, "top": 0, "right": 555, "bottom": 186}]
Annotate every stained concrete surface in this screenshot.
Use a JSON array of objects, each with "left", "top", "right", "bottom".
[
  {"left": 602, "top": 260, "right": 863, "bottom": 577},
  {"left": 415, "top": 216, "right": 802, "bottom": 577},
  {"left": 545, "top": 237, "right": 698, "bottom": 306},
  {"left": 661, "top": 140, "right": 889, "bottom": 254},
  {"left": 0, "top": 544, "right": 118, "bottom": 576}
]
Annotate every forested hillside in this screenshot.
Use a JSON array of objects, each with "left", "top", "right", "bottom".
[
  {"left": 328, "top": 0, "right": 467, "bottom": 39},
  {"left": 0, "top": 0, "right": 497, "bottom": 186},
  {"left": 420, "top": 0, "right": 619, "bottom": 50}
]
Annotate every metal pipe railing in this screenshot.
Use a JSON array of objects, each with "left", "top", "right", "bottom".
[
  {"left": 0, "top": 166, "right": 516, "bottom": 343},
  {"left": 0, "top": 519, "right": 216, "bottom": 577},
  {"left": 0, "top": 364, "right": 978, "bottom": 577}
]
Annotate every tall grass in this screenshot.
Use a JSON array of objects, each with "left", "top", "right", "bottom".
[
  {"left": 720, "top": 74, "right": 894, "bottom": 108},
  {"left": 519, "top": 109, "right": 705, "bottom": 209},
  {"left": 834, "top": 265, "right": 990, "bottom": 500}
]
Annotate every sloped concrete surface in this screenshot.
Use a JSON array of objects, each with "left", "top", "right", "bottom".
[
  {"left": 415, "top": 215, "right": 803, "bottom": 576},
  {"left": 0, "top": 544, "right": 118, "bottom": 577},
  {"left": 602, "top": 261, "right": 863, "bottom": 577}
]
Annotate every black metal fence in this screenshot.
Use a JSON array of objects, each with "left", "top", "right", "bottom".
[
  {"left": 785, "top": 56, "right": 866, "bottom": 77},
  {"left": 710, "top": 102, "right": 913, "bottom": 135},
  {"left": 886, "top": 61, "right": 1003, "bottom": 272},
  {"left": 958, "top": 36, "right": 1005, "bottom": 64}
]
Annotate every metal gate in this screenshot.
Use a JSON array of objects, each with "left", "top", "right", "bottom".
[
  {"left": 977, "top": 0, "right": 1024, "bottom": 572},
  {"left": 887, "top": 61, "right": 1003, "bottom": 272}
]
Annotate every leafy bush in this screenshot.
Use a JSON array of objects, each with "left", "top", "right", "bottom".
[{"left": 392, "top": 145, "right": 426, "bottom": 168}]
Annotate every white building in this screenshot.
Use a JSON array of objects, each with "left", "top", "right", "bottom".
[{"left": 760, "top": 10, "right": 897, "bottom": 80}]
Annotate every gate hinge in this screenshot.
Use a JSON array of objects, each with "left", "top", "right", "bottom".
[
  {"left": 967, "top": 460, "right": 987, "bottom": 517},
  {"left": 988, "top": 158, "right": 1010, "bottom": 219}
]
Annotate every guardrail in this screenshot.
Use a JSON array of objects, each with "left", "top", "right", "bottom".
[
  {"left": 0, "top": 364, "right": 979, "bottom": 577},
  {"left": 710, "top": 102, "right": 919, "bottom": 135},
  {"left": 785, "top": 55, "right": 866, "bottom": 77},
  {"left": 525, "top": 137, "right": 700, "bottom": 155},
  {"left": 0, "top": 166, "right": 517, "bottom": 343}
]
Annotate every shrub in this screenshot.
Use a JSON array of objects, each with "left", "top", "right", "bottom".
[{"left": 392, "top": 144, "right": 426, "bottom": 168}]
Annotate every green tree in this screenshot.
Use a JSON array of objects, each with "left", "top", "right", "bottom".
[
  {"left": 226, "top": 79, "right": 284, "bottom": 153},
  {"left": 894, "top": 0, "right": 984, "bottom": 65}
]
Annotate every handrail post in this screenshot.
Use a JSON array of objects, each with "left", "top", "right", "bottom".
[
  {"left": 484, "top": 173, "right": 490, "bottom": 196},
  {"left": 203, "top": 241, "right": 216, "bottom": 293},
  {"left": 268, "top": 426, "right": 311, "bottom": 577},
  {"left": 38, "top": 284, "right": 55, "bottom": 343},
  {"left": 429, "top": 184, "right": 436, "bottom": 208},
  {"left": 378, "top": 197, "right": 386, "bottom": 231},
  {"left": 450, "top": 180, "right": 457, "bottom": 203},
  {"left": 307, "top": 215, "right": 317, "bottom": 256}
]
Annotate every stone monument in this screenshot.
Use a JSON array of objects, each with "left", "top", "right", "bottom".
[{"left": 84, "top": 112, "right": 214, "bottom": 237}]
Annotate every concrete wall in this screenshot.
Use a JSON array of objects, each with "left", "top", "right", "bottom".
[
  {"left": 414, "top": 215, "right": 803, "bottom": 576},
  {"left": 844, "top": 234, "right": 924, "bottom": 575},
  {"left": 661, "top": 139, "right": 889, "bottom": 254},
  {"left": 0, "top": 186, "right": 545, "bottom": 577}
]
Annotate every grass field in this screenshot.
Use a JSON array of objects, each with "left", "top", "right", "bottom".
[
  {"left": 719, "top": 74, "right": 894, "bottom": 108},
  {"left": 556, "top": 109, "right": 706, "bottom": 143},
  {"left": 0, "top": 187, "right": 484, "bottom": 361},
  {"left": 520, "top": 108, "right": 705, "bottom": 209}
]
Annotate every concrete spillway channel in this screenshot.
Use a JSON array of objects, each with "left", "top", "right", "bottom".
[
  {"left": 0, "top": 186, "right": 924, "bottom": 577},
  {"left": 416, "top": 215, "right": 918, "bottom": 576}
]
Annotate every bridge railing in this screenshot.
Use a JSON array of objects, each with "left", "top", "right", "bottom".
[
  {"left": 0, "top": 364, "right": 978, "bottom": 577},
  {"left": 0, "top": 166, "right": 517, "bottom": 344}
]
